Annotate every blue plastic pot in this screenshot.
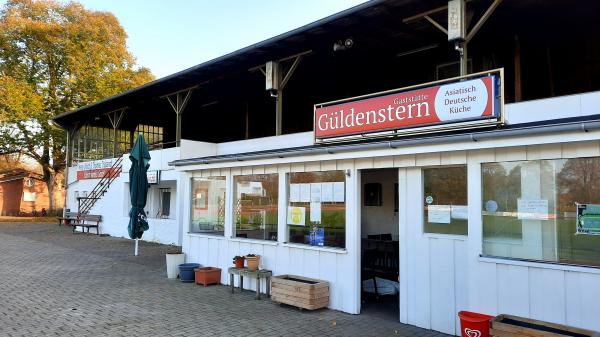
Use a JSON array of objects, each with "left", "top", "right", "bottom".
[{"left": 178, "top": 263, "right": 200, "bottom": 282}]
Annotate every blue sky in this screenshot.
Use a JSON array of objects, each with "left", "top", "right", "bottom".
[{"left": 66, "top": 0, "right": 368, "bottom": 79}]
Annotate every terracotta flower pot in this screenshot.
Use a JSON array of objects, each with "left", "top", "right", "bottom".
[
  {"left": 234, "top": 259, "right": 244, "bottom": 268},
  {"left": 245, "top": 255, "right": 260, "bottom": 271},
  {"left": 194, "top": 267, "right": 221, "bottom": 287}
]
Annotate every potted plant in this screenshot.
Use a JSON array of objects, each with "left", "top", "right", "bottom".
[
  {"left": 245, "top": 254, "right": 260, "bottom": 271},
  {"left": 233, "top": 255, "right": 245, "bottom": 268},
  {"left": 165, "top": 249, "right": 185, "bottom": 279}
]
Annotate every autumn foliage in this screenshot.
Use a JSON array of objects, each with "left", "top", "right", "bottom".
[{"left": 0, "top": 0, "right": 154, "bottom": 211}]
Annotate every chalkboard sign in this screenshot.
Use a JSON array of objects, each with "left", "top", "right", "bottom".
[{"left": 576, "top": 203, "right": 600, "bottom": 235}]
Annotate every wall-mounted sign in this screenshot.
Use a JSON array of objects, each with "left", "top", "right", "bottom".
[
  {"left": 314, "top": 74, "right": 500, "bottom": 142},
  {"left": 77, "top": 168, "right": 119, "bottom": 180},
  {"left": 147, "top": 171, "right": 160, "bottom": 184},
  {"left": 517, "top": 199, "right": 548, "bottom": 220},
  {"left": 576, "top": 203, "right": 600, "bottom": 235},
  {"left": 76, "top": 158, "right": 120, "bottom": 180}
]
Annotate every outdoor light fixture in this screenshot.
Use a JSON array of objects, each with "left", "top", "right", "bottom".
[{"left": 333, "top": 38, "right": 354, "bottom": 51}]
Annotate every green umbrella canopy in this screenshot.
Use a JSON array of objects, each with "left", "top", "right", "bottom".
[{"left": 128, "top": 134, "right": 151, "bottom": 239}]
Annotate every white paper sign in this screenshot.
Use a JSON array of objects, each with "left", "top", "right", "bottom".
[
  {"left": 300, "top": 184, "right": 311, "bottom": 202},
  {"left": 311, "top": 183, "right": 322, "bottom": 202},
  {"left": 310, "top": 202, "right": 322, "bottom": 222},
  {"left": 23, "top": 192, "right": 36, "bottom": 202},
  {"left": 333, "top": 182, "right": 345, "bottom": 202},
  {"left": 321, "top": 183, "right": 333, "bottom": 202},
  {"left": 289, "top": 184, "right": 300, "bottom": 202},
  {"left": 287, "top": 206, "right": 306, "bottom": 226},
  {"left": 451, "top": 205, "right": 468, "bottom": 220},
  {"left": 517, "top": 199, "right": 548, "bottom": 220},
  {"left": 428, "top": 205, "right": 451, "bottom": 224}
]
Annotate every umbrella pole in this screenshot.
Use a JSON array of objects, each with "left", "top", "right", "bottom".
[{"left": 134, "top": 239, "right": 139, "bottom": 256}]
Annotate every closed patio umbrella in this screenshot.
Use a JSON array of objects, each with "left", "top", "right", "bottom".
[{"left": 128, "top": 134, "right": 151, "bottom": 255}]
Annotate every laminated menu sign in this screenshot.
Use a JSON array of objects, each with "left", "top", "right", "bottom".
[
  {"left": 428, "top": 205, "right": 451, "bottom": 224},
  {"left": 333, "top": 182, "right": 345, "bottom": 202},
  {"left": 300, "top": 183, "right": 311, "bottom": 202},
  {"left": 576, "top": 203, "right": 600, "bottom": 235},
  {"left": 310, "top": 183, "right": 322, "bottom": 202},
  {"left": 451, "top": 205, "right": 468, "bottom": 220},
  {"left": 321, "top": 182, "right": 334, "bottom": 202},
  {"left": 310, "top": 202, "right": 322, "bottom": 222},
  {"left": 289, "top": 184, "right": 300, "bottom": 202},
  {"left": 287, "top": 206, "right": 306, "bottom": 226},
  {"left": 517, "top": 199, "right": 548, "bottom": 220}
]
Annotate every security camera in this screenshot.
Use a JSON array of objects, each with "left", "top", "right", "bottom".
[{"left": 333, "top": 38, "right": 354, "bottom": 51}]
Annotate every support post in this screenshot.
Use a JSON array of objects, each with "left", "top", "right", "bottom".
[
  {"left": 164, "top": 86, "right": 196, "bottom": 146},
  {"left": 63, "top": 126, "right": 77, "bottom": 218},
  {"left": 106, "top": 108, "right": 126, "bottom": 158}
]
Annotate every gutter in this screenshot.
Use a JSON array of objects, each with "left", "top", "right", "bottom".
[{"left": 169, "top": 119, "right": 600, "bottom": 167}]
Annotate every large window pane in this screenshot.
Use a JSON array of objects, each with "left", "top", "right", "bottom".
[
  {"left": 190, "top": 177, "right": 226, "bottom": 235},
  {"left": 234, "top": 174, "right": 278, "bottom": 241},
  {"left": 288, "top": 171, "right": 346, "bottom": 248},
  {"left": 482, "top": 158, "right": 600, "bottom": 267},
  {"left": 423, "top": 166, "right": 468, "bottom": 235}
]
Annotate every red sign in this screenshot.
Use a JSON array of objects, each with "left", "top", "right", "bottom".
[
  {"left": 77, "top": 168, "right": 119, "bottom": 180},
  {"left": 314, "top": 75, "right": 498, "bottom": 141}
]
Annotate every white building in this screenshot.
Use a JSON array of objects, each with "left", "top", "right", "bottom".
[{"left": 54, "top": 1, "right": 600, "bottom": 335}]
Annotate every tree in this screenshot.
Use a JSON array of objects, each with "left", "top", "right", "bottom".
[{"left": 0, "top": 0, "right": 154, "bottom": 211}]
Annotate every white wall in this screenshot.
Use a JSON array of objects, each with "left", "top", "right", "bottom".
[
  {"left": 181, "top": 139, "right": 600, "bottom": 336},
  {"left": 182, "top": 160, "right": 361, "bottom": 314},
  {"left": 361, "top": 169, "right": 399, "bottom": 239},
  {"left": 65, "top": 150, "right": 184, "bottom": 245}
]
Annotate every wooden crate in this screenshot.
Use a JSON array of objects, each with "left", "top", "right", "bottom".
[
  {"left": 490, "top": 314, "right": 600, "bottom": 337},
  {"left": 271, "top": 275, "right": 329, "bottom": 310}
]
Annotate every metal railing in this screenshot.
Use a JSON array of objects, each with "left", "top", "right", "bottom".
[{"left": 77, "top": 156, "right": 123, "bottom": 214}]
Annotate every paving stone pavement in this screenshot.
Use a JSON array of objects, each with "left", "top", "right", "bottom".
[{"left": 0, "top": 222, "right": 451, "bottom": 337}]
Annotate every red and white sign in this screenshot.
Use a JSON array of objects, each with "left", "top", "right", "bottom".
[
  {"left": 77, "top": 168, "right": 119, "bottom": 180},
  {"left": 314, "top": 75, "right": 498, "bottom": 141}
]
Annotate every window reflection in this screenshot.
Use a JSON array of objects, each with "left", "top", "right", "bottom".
[
  {"left": 234, "top": 174, "right": 278, "bottom": 241},
  {"left": 482, "top": 158, "right": 600, "bottom": 267}
]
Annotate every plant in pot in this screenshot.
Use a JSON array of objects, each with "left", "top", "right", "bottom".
[
  {"left": 233, "top": 255, "right": 245, "bottom": 268},
  {"left": 245, "top": 254, "right": 260, "bottom": 271}
]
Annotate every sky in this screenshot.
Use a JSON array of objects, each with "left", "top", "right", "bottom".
[{"left": 63, "top": 0, "right": 368, "bottom": 79}]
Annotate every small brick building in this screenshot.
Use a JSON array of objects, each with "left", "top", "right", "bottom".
[{"left": 0, "top": 170, "right": 63, "bottom": 216}]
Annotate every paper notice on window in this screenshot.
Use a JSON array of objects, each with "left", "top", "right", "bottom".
[
  {"left": 310, "top": 202, "right": 322, "bottom": 222},
  {"left": 300, "top": 183, "right": 311, "bottom": 202},
  {"left": 289, "top": 184, "right": 300, "bottom": 202},
  {"left": 517, "top": 199, "right": 548, "bottom": 220},
  {"left": 287, "top": 206, "right": 306, "bottom": 226},
  {"left": 311, "top": 183, "right": 322, "bottom": 202},
  {"left": 321, "top": 182, "right": 333, "bottom": 202},
  {"left": 333, "top": 182, "right": 345, "bottom": 202},
  {"left": 428, "top": 205, "right": 451, "bottom": 224},
  {"left": 451, "top": 205, "right": 468, "bottom": 220}
]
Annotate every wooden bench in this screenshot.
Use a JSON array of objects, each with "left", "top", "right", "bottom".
[
  {"left": 228, "top": 267, "right": 272, "bottom": 300},
  {"left": 58, "top": 211, "right": 80, "bottom": 226},
  {"left": 72, "top": 214, "right": 101, "bottom": 235}
]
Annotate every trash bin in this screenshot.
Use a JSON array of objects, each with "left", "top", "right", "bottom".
[{"left": 458, "top": 311, "right": 493, "bottom": 337}]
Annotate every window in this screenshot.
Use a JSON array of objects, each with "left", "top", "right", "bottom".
[
  {"left": 159, "top": 189, "right": 171, "bottom": 218},
  {"left": 423, "top": 166, "right": 468, "bottom": 235},
  {"left": 234, "top": 174, "right": 278, "bottom": 241},
  {"left": 288, "top": 171, "right": 346, "bottom": 248},
  {"left": 482, "top": 158, "right": 600, "bottom": 267},
  {"left": 190, "top": 177, "right": 226, "bottom": 235}
]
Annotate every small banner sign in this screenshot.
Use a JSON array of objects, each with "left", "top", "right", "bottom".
[
  {"left": 77, "top": 168, "right": 119, "bottom": 180},
  {"left": 314, "top": 75, "right": 500, "bottom": 141}
]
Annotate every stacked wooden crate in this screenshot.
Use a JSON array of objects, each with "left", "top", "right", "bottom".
[
  {"left": 490, "top": 314, "right": 599, "bottom": 337},
  {"left": 271, "top": 275, "right": 329, "bottom": 310}
]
